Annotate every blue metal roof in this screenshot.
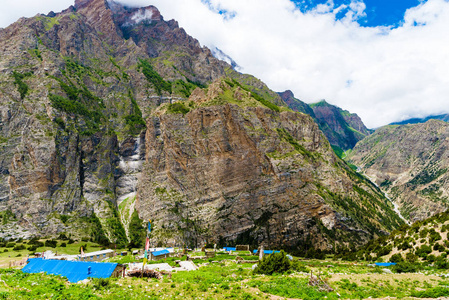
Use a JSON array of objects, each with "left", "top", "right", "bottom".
[
  {"left": 252, "top": 250, "right": 281, "bottom": 254},
  {"left": 22, "top": 258, "right": 118, "bottom": 283},
  {"left": 375, "top": 262, "right": 397, "bottom": 267},
  {"left": 223, "top": 247, "right": 236, "bottom": 251},
  {"left": 151, "top": 249, "right": 170, "bottom": 256}
]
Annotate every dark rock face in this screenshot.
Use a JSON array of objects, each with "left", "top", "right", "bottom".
[
  {"left": 0, "top": 0, "right": 403, "bottom": 250},
  {"left": 347, "top": 120, "right": 449, "bottom": 222},
  {"left": 279, "top": 92, "right": 372, "bottom": 151}
]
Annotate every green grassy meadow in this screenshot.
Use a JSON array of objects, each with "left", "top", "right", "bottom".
[{"left": 1, "top": 242, "right": 449, "bottom": 299}]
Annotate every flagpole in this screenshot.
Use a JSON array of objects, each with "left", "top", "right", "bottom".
[{"left": 142, "top": 219, "right": 151, "bottom": 277}]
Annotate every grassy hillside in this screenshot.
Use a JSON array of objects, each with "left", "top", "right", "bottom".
[{"left": 346, "top": 211, "right": 449, "bottom": 271}]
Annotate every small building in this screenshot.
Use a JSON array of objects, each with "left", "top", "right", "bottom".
[
  {"left": 79, "top": 249, "right": 115, "bottom": 262},
  {"left": 22, "top": 258, "right": 124, "bottom": 283},
  {"left": 236, "top": 245, "right": 250, "bottom": 251},
  {"left": 150, "top": 249, "right": 170, "bottom": 261}
]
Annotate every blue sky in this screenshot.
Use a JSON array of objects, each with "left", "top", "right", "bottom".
[
  {"left": 293, "top": 0, "right": 423, "bottom": 27},
  {"left": 1, "top": 0, "right": 449, "bottom": 128}
]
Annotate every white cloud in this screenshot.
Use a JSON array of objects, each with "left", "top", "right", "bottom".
[
  {"left": 140, "top": 0, "right": 449, "bottom": 128},
  {"left": 2, "top": 0, "right": 449, "bottom": 128},
  {"left": 130, "top": 8, "right": 153, "bottom": 24}
]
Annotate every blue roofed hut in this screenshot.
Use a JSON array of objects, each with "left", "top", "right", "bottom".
[{"left": 22, "top": 258, "right": 124, "bottom": 283}]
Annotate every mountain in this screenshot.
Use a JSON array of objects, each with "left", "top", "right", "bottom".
[
  {"left": 390, "top": 114, "right": 449, "bottom": 126},
  {"left": 279, "top": 91, "right": 372, "bottom": 151},
  {"left": 347, "top": 119, "right": 449, "bottom": 223},
  {"left": 0, "top": 0, "right": 403, "bottom": 251}
]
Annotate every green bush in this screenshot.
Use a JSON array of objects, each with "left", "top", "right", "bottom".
[
  {"left": 167, "top": 102, "right": 190, "bottom": 115},
  {"left": 376, "top": 244, "right": 393, "bottom": 257},
  {"left": 434, "top": 243, "right": 446, "bottom": 252},
  {"left": 416, "top": 245, "right": 432, "bottom": 258},
  {"left": 434, "top": 257, "right": 449, "bottom": 269},
  {"left": 390, "top": 253, "right": 404, "bottom": 263},
  {"left": 6, "top": 243, "right": 15, "bottom": 248},
  {"left": 28, "top": 245, "right": 38, "bottom": 252},
  {"left": 406, "top": 252, "right": 418, "bottom": 263},
  {"left": 60, "top": 243, "right": 67, "bottom": 247},
  {"left": 392, "top": 261, "right": 421, "bottom": 273},
  {"left": 429, "top": 229, "right": 442, "bottom": 243},
  {"left": 253, "top": 251, "right": 291, "bottom": 275},
  {"left": 44, "top": 240, "right": 57, "bottom": 248},
  {"left": 91, "top": 278, "right": 110, "bottom": 290},
  {"left": 13, "top": 244, "right": 26, "bottom": 251},
  {"left": 12, "top": 71, "right": 30, "bottom": 99}
]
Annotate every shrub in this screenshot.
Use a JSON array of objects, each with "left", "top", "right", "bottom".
[
  {"left": 406, "top": 252, "right": 418, "bottom": 263},
  {"left": 57, "top": 233, "right": 68, "bottom": 240},
  {"left": 434, "top": 243, "right": 445, "bottom": 252},
  {"left": 434, "top": 257, "right": 449, "bottom": 269},
  {"left": 393, "top": 262, "right": 420, "bottom": 273},
  {"left": 5, "top": 243, "right": 15, "bottom": 248},
  {"left": 398, "top": 241, "right": 411, "bottom": 251},
  {"left": 12, "top": 71, "right": 30, "bottom": 99},
  {"left": 377, "top": 244, "right": 393, "bottom": 257},
  {"left": 13, "top": 244, "right": 26, "bottom": 251},
  {"left": 28, "top": 245, "right": 38, "bottom": 252},
  {"left": 60, "top": 243, "right": 67, "bottom": 248},
  {"left": 44, "top": 240, "right": 57, "bottom": 248},
  {"left": 91, "top": 278, "right": 110, "bottom": 290},
  {"left": 426, "top": 254, "right": 436, "bottom": 262},
  {"left": 253, "top": 251, "right": 291, "bottom": 275},
  {"left": 167, "top": 102, "right": 190, "bottom": 115},
  {"left": 429, "top": 229, "right": 442, "bottom": 243},
  {"left": 390, "top": 253, "right": 404, "bottom": 263},
  {"left": 416, "top": 245, "right": 432, "bottom": 258}
]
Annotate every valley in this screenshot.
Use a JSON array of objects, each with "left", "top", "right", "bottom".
[{"left": 1, "top": 0, "right": 449, "bottom": 299}]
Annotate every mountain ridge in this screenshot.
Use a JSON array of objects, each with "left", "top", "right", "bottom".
[
  {"left": 0, "top": 0, "right": 403, "bottom": 251},
  {"left": 279, "top": 91, "right": 373, "bottom": 151}
]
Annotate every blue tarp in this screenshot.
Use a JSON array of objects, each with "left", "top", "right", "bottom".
[
  {"left": 223, "top": 247, "right": 236, "bottom": 251},
  {"left": 253, "top": 250, "right": 281, "bottom": 254},
  {"left": 151, "top": 249, "right": 170, "bottom": 257},
  {"left": 375, "top": 262, "right": 397, "bottom": 267},
  {"left": 22, "top": 258, "right": 118, "bottom": 283}
]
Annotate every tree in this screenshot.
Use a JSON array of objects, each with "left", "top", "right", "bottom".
[
  {"left": 253, "top": 251, "right": 291, "bottom": 275},
  {"left": 128, "top": 210, "right": 145, "bottom": 249}
]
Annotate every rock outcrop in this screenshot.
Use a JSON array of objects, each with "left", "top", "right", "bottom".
[
  {"left": 0, "top": 0, "right": 403, "bottom": 251},
  {"left": 347, "top": 120, "right": 449, "bottom": 222},
  {"left": 135, "top": 79, "right": 403, "bottom": 250}
]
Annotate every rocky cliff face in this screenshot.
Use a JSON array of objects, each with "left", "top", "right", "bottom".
[
  {"left": 279, "top": 92, "right": 372, "bottom": 151},
  {"left": 347, "top": 120, "right": 449, "bottom": 223},
  {"left": 0, "top": 0, "right": 403, "bottom": 250},
  {"left": 135, "top": 79, "right": 403, "bottom": 250},
  {"left": 0, "top": 0, "right": 227, "bottom": 243}
]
